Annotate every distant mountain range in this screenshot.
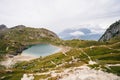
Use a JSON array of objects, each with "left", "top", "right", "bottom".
[{"left": 59, "top": 26, "right": 105, "bottom": 40}]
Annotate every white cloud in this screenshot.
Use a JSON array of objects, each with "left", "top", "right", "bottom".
[
  {"left": 0, "top": 0, "right": 120, "bottom": 33},
  {"left": 69, "top": 24, "right": 105, "bottom": 35},
  {"left": 90, "top": 30, "right": 104, "bottom": 35},
  {"left": 70, "top": 31, "right": 85, "bottom": 36},
  {"left": 86, "top": 25, "right": 106, "bottom": 35}
]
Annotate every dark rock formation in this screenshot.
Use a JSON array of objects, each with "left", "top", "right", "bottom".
[
  {"left": 99, "top": 20, "right": 120, "bottom": 41},
  {"left": 0, "top": 24, "right": 8, "bottom": 39},
  {"left": 0, "top": 24, "right": 7, "bottom": 31}
]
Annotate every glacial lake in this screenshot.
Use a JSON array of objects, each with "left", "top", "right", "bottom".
[{"left": 22, "top": 44, "right": 61, "bottom": 57}]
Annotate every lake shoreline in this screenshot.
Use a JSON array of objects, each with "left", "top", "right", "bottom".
[{"left": 0, "top": 45, "right": 70, "bottom": 68}]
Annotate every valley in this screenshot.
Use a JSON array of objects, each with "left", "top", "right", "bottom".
[{"left": 0, "top": 21, "right": 120, "bottom": 80}]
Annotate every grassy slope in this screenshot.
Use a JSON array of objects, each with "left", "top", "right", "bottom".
[
  {"left": 0, "top": 27, "right": 61, "bottom": 79},
  {"left": 0, "top": 37, "right": 119, "bottom": 80}
]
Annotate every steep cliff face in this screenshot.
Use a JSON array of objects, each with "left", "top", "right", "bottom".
[{"left": 99, "top": 20, "right": 120, "bottom": 41}]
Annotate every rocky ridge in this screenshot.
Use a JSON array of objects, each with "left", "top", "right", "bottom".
[{"left": 99, "top": 20, "right": 120, "bottom": 41}]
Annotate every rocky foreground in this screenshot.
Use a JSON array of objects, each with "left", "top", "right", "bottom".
[
  {"left": 59, "top": 66, "right": 120, "bottom": 80},
  {"left": 20, "top": 65, "right": 120, "bottom": 80}
]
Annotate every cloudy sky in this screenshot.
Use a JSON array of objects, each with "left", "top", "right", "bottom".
[{"left": 0, "top": 0, "right": 120, "bottom": 33}]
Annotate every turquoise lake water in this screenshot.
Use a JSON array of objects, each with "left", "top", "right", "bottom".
[{"left": 22, "top": 44, "right": 61, "bottom": 57}]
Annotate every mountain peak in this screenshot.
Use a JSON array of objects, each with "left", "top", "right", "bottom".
[
  {"left": 11, "top": 25, "right": 26, "bottom": 29},
  {"left": 0, "top": 24, "right": 7, "bottom": 31}
]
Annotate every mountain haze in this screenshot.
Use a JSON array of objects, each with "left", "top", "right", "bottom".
[{"left": 59, "top": 27, "right": 103, "bottom": 40}]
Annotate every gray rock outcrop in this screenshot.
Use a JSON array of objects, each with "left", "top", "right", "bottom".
[
  {"left": 99, "top": 20, "right": 120, "bottom": 41},
  {"left": 0, "top": 24, "right": 7, "bottom": 31},
  {"left": 0, "top": 24, "right": 8, "bottom": 39}
]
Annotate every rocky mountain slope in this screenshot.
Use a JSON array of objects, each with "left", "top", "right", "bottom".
[{"left": 99, "top": 20, "right": 120, "bottom": 41}]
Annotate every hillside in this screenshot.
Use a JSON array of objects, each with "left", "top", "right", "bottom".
[
  {"left": 0, "top": 25, "right": 59, "bottom": 60},
  {"left": 1, "top": 25, "right": 59, "bottom": 42},
  {"left": 99, "top": 20, "right": 120, "bottom": 42},
  {"left": 0, "top": 37, "right": 119, "bottom": 80}
]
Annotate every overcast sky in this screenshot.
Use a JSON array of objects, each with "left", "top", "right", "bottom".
[{"left": 0, "top": 0, "right": 120, "bottom": 33}]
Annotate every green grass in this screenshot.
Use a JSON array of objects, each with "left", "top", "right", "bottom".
[
  {"left": 2, "top": 39, "right": 120, "bottom": 79},
  {"left": 61, "top": 39, "right": 104, "bottom": 48},
  {"left": 109, "top": 66, "right": 120, "bottom": 76},
  {"left": 13, "top": 50, "right": 86, "bottom": 72},
  {"left": 0, "top": 34, "right": 120, "bottom": 79},
  {"left": 91, "top": 53, "right": 120, "bottom": 61},
  {"left": 84, "top": 47, "right": 119, "bottom": 56},
  {"left": 97, "top": 60, "right": 120, "bottom": 64},
  {"left": 0, "top": 71, "right": 24, "bottom": 80},
  {"left": 34, "top": 74, "right": 51, "bottom": 80},
  {"left": 109, "top": 42, "right": 120, "bottom": 49}
]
